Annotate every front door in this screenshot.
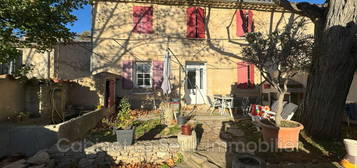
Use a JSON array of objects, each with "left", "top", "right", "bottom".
[{"left": 185, "top": 63, "right": 206, "bottom": 104}]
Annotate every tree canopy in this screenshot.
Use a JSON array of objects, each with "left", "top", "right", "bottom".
[
  {"left": 0, "top": 0, "right": 88, "bottom": 63},
  {"left": 242, "top": 19, "right": 313, "bottom": 126},
  {"left": 274, "top": 0, "right": 357, "bottom": 138}
]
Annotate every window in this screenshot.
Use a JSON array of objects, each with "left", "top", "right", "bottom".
[
  {"left": 135, "top": 62, "right": 152, "bottom": 88},
  {"left": 187, "top": 69, "right": 196, "bottom": 89},
  {"left": 236, "top": 10, "right": 254, "bottom": 37},
  {"left": 187, "top": 7, "right": 205, "bottom": 39},
  {"left": 133, "top": 6, "right": 153, "bottom": 34},
  {"left": 0, "top": 50, "right": 23, "bottom": 75}
]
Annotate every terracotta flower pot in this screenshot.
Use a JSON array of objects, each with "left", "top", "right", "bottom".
[
  {"left": 258, "top": 120, "right": 303, "bottom": 149},
  {"left": 181, "top": 124, "right": 192, "bottom": 135}
]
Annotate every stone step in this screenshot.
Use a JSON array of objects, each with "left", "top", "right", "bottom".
[{"left": 181, "top": 152, "right": 220, "bottom": 168}]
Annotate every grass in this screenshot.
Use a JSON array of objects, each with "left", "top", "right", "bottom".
[
  {"left": 87, "top": 119, "right": 181, "bottom": 143},
  {"left": 133, "top": 119, "right": 163, "bottom": 138}
]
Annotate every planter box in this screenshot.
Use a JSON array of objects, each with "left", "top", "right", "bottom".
[{"left": 258, "top": 120, "right": 303, "bottom": 149}]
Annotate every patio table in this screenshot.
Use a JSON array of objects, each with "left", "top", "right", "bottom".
[{"left": 214, "top": 95, "right": 234, "bottom": 118}]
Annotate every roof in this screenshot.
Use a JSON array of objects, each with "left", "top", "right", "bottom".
[{"left": 97, "top": 0, "right": 285, "bottom": 11}]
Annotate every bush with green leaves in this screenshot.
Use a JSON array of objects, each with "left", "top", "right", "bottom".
[{"left": 103, "top": 98, "right": 134, "bottom": 130}]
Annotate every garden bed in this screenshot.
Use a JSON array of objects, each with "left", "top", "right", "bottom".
[{"left": 87, "top": 119, "right": 180, "bottom": 143}]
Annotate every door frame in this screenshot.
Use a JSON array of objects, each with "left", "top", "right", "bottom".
[{"left": 185, "top": 62, "right": 207, "bottom": 105}]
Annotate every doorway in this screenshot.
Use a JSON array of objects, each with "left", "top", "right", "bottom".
[{"left": 185, "top": 63, "right": 207, "bottom": 104}]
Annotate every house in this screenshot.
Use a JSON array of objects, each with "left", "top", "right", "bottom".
[
  {"left": 0, "top": 41, "right": 99, "bottom": 123},
  {"left": 90, "top": 0, "right": 315, "bottom": 109}
]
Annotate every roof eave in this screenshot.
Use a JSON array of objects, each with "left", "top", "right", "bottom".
[{"left": 94, "top": 0, "right": 285, "bottom": 12}]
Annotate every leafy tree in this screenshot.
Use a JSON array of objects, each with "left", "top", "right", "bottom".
[
  {"left": 0, "top": 0, "right": 88, "bottom": 63},
  {"left": 274, "top": 0, "right": 357, "bottom": 138},
  {"left": 242, "top": 19, "right": 313, "bottom": 126}
]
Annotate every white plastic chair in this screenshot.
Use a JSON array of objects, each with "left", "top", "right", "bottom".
[
  {"left": 207, "top": 96, "right": 222, "bottom": 115},
  {"left": 263, "top": 103, "right": 298, "bottom": 120}
]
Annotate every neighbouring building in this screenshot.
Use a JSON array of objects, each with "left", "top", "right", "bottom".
[{"left": 0, "top": 41, "right": 99, "bottom": 123}]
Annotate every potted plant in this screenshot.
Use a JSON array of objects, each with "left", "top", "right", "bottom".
[
  {"left": 103, "top": 98, "right": 135, "bottom": 145},
  {"left": 242, "top": 19, "right": 312, "bottom": 149}
]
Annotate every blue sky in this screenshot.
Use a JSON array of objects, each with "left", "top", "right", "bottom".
[{"left": 66, "top": 0, "right": 326, "bottom": 33}]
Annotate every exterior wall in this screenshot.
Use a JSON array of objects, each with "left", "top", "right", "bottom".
[
  {"left": 22, "top": 42, "right": 91, "bottom": 80},
  {"left": 66, "top": 82, "right": 99, "bottom": 109},
  {"left": 347, "top": 73, "right": 357, "bottom": 103},
  {"left": 0, "top": 78, "right": 25, "bottom": 121},
  {"left": 56, "top": 42, "right": 92, "bottom": 80},
  {"left": 92, "top": 1, "right": 314, "bottom": 108},
  {"left": 22, "top": 48, "right": 54, "bottom": 79}
]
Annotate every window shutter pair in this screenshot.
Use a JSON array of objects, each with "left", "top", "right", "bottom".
[
  {"left": 237, "top": 62, "right": 255, "bottom": 89},
  {"left": 236, "top": 10, "right": 254, "bottom": 37},
  {"left": 122, "top": 61, "right": 163, "bottom": 89},
  {"left": 187, "top": 7, "right": 205, "bottom": 38},
  {"left": 133, "top": 6, "right": 153, "bottom": 34}
]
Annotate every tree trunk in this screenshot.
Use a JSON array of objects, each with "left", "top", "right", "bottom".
[
  {"left": 275, "top": 92, "right": 285, "bottom": 127},
  {"left": 301, "top": 0, "right": 357, "bottom": 139}
]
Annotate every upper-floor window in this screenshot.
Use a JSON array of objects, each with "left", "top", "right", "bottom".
[
  {"left": 135, "top": 61, "right": 152, "bottom": 88},
  {"left": 187, "top": 7, "right": 205, "bottom": 39},
  {"left": 236, "top": 10, "right": 254, "bottom": 37},
  {"left": 133, "top": 6, "right": 153, "bottom": 34}
]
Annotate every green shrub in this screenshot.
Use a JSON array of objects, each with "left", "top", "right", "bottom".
[{"left": 102, "top": 98, "right": 134, "bottom": 130}]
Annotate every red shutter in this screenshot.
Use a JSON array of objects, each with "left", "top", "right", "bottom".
[
  {"left": 236, "top": 10, "right": 245, "bottom": 37},
  {"left": 248, "top": 10, "right": 254, "bottom": 33},
  {"left": 237, "top": 62, "right": 249, "bottom": 88},
  {"left": 187, "top": 7, "right": 196, "bottom": 38},
  {"left": 122, "top": 60, "right": 133, "bottom": 89},
  {"left": 197, "top": 7, "right": 205, "bottom": 38},
  {"left": 152, "top": 61, "right": 163, "bottom": 89},
  {"left": 133, "top": 6, "right": 153, "bottom": 34},
  {"left": 249, "top": 64, "right": 255, "bottom": 88}
]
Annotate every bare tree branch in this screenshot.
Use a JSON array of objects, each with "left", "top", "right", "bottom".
[{"left": 273, "top": 0, "right": 326, "bottom": 19}]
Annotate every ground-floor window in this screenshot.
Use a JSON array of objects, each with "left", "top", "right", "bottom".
[{"left": 135, "top": 61, "right": 152, "bottom": 88}]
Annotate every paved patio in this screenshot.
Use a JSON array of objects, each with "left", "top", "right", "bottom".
[{"left": 177, "top": 113, "right": 342, "bottom": 168}]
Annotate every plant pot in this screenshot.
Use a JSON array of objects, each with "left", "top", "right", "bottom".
[
  {"left": 258, "top": 120, "right": 303, "bottom": 149},
  {"left": 344, "top": 139, "right": 357, "bottom": 157},
  {"left": 114, "top": 127, "right": 135, "bottom": 146},
  {"left": 181, "top": 125, "right": 192, "bottom": 135},
  {"left": 177, "top": 115, "right": 187, "bottom": 125}
]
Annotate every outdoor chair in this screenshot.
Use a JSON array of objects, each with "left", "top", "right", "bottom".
[
  {"left": 248, "top": 102, "right": 298, "bottom": 131},
  {"left": 207, "top": 96, "right": 222, "bottom": 115},
  {"left": 263, "top": 103, "right": 298, "bottom": 120}
]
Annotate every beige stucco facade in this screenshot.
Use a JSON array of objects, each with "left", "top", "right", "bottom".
[
  {"left": 91, "top": 1, "right": 314, "bottom": 108},
  {"left": 22, "top": 42, "right": 91, "bottom": 80}
]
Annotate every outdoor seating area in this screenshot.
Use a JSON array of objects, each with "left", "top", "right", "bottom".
[{"left": 208, "top": 94, "right": 234, "bottom": 118}]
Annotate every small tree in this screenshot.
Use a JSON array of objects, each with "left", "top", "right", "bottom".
[{"left": 242, "top": 20, "right": 313, "bottom": 127}]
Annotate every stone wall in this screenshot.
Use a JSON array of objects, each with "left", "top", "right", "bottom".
[
  {"left": 45, "top": 108, "right": 106, "bottom": 142},
  {"left": 0, "top": 78, "right": 25, "bottom": 121},
  {"left": 0, "top": 109, "right": 105, "bottom": 158},
  {"left": 47, "top": 138, "right": 180, "bottom": 168}
]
